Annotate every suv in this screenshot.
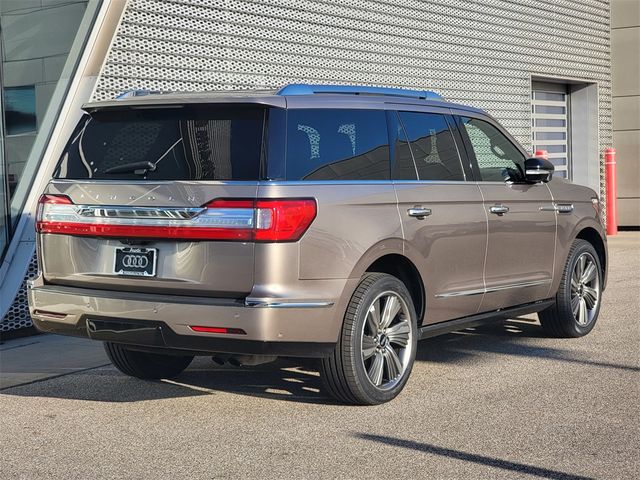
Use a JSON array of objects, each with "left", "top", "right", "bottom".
[{"left": 29, "top": 84, "right": 607, "bottom": 405}]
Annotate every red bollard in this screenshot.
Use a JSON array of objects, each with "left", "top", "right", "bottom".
[
  {"left": 605, "top": 148, "right": 617, "bottom": 236},
  {"left": 534, "top": 149, "right": 549, "bottom": 160}
]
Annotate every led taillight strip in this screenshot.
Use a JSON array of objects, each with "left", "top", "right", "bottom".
[{"left": 36, "top": 195, "right": 316, "bottom": 242}]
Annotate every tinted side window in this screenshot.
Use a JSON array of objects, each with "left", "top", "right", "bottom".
[
  {"left": 391, "top": 112, "right": 417, "bottom": 180},
  {"left": 396, "top": 112, "right": 464, "bottom": 181},
  {"left": 459, "top": 117, "right": 525, "bottom": 182},
  {"left": 285, "top": 109, "right": 389, "bottom": 180}
]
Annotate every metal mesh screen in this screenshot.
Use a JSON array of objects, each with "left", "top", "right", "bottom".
[
  {"left": 1, "top": 253, "right": 38, "bottom": 332},
  {"left": 92, "top": 0, "right": 611, "bottom": 196}
]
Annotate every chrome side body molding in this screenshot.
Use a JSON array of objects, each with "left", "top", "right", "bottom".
[{"left": 435, "top": 279, "right": 551, "bottom": 298}]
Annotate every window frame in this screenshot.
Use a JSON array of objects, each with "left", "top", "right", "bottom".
[{"left": 452, "top": 111, "right": 529, "bottom": 184}]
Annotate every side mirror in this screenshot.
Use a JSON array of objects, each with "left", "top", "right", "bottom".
[{"left": 524, "top": 157, "right": 554, "bottom": 183}]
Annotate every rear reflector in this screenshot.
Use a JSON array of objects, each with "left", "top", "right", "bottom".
[
  {"left": 189, "top": 326, "right": 246, "bottom": 335},
  {"left": 36, "top": 195, "right": 316, "bottom": 242}
]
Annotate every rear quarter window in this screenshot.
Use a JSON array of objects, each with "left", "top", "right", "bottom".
[
  {"left": 285, "top": 109, "right": 390, "bottom": 180},
  {"left": 54, "top": 106, "right": 265, "bottom": 181}
]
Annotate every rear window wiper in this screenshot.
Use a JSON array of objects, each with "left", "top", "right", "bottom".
[{"left": 104, "top": 161, "right": 157, "bottom": 175}]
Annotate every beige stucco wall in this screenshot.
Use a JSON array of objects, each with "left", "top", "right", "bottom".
[{"left": 611, "top": 0, "right": 640, "bottom": 226}]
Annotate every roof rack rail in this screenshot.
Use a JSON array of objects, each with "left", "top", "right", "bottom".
[
  {"left": 116, "top": 89, "right": 165, "bottom": 99},
  {"left": 276, "top": 84, "right": 443, "bottom": 101}
]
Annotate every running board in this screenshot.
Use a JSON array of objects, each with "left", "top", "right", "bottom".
[{"left": 419, "top": 299, "right": 555, "bottom": 340}]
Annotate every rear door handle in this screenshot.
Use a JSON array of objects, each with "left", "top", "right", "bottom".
[
  {"left": 407, "top": 207, "right": 432, "bottom": 219},
  {"left": 489, "top": 205, "right": 509, "bottom": 215}
]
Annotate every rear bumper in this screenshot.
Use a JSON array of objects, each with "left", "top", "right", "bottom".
[{"left": 28, "top": 280, "right": 346, "bottom": 357}]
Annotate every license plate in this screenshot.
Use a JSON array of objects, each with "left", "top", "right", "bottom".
[{"left": 113, "top": 247, "right": 157, "bottom": 277}]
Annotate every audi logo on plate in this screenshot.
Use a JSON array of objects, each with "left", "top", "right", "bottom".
[{"left": 121, "top": 254, "right": 149, "bottom": 268}]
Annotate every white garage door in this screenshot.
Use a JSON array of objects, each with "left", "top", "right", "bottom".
[{"left": 531, "top": 83, "right": 571, "bottom": 179}]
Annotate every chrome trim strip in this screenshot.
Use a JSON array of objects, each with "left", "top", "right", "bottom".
[
  {"left": 76, "top": 205, "right": 206, "bottom": 220},
  {"left": 555, "top": 203, "right": 574, "bottom": 213},
  {"left": 435, "top": 287, "right": 486, "bottom": 298},
  {"left": 436, "top": 280, "right": 550, "bottom": 298},
  {"left": 244, "top": 301, "right": 334, "bottom": 308},
  {"left": 539, "top": 203, "right": 574, "bottom": 213},
  {"left": 42, "top": 203, "right": 255, "bottom": 228}
]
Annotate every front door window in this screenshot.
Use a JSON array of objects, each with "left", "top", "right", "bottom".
[{"left": 459, "top": 117, "right": 525, "bottom": 182}]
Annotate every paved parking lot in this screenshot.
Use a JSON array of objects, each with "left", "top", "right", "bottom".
[{"left": 1, "top": 233, "right": 638, "bottom": 479}]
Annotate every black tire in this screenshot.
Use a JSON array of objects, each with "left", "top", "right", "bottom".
[
  {"left": 538, "top": 239, "right": 603, "bottom": 338},
  {"left": 320, "top": 273, "right": 418, "bottom": 405},
  {"left": 104, "top": 342, "right": 193, "bottom": 379}
]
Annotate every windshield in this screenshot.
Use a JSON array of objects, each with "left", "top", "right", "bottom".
[{"left": 54, "top": 106, "right": 265, "bottom": 181}]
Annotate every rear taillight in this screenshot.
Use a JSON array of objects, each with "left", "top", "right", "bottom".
[{"left": 36, "top": 195, "right": 316, "bottom": 242}]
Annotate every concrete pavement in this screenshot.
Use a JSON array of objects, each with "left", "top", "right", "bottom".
[
  {"left": 0, "top": 232, "right": 638, "bottom": 479},
  {"left": 0, "top": 334, "right": 108, "bottom": 390}
]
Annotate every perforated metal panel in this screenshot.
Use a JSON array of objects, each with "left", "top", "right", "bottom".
[
  {"left": 1, "top": 254, "right": 38, "bottom": 332},
  {"left": 91, "top": 0, "right": 611, "bottom": 197}
]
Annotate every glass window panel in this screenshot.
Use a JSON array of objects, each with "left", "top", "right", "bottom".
[
  {"left": 1, "top": 0, "right": 93, "bottom": 260},
  {"left": 1, "top": 1, "right": 88, "bottom": 200},
  {"left": 534, "top": 131, "right": 567, "bottom": 141},
  {"left": 394, "top": 117, "right": 417, "bottom": 180},
  {"left": 285, "top": 109, "right": 389, "bottom": 181},
  {"left": 55, "top": 108, "right": 264, "bottom": 181},
  {"left": 536, "top": 144, "right": 567, "bottom": 154},
  {"left": 550, "top": 158, "right": 568, "bottom": 167},
  {"left": 534, "top": 105, "right": 566, "bottom": 115},
  {"left": 396, "top": 112, "right": 464, "bottom": 181},
  {"left": 460, "top": 117, "right": 525, "bottom": 182},
  {"left": 533, "top": 91, "right": 566, "bottom": 102},
  {"left": 3, "top": 86, "right": 36, "bottom": 135},
  {"left": 535, "top": 118, "right": 566, "bottom": 128}
]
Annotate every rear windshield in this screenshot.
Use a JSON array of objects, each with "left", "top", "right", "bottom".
[{"left": 54, "top": 106, "right": 265, "bottom": 180}]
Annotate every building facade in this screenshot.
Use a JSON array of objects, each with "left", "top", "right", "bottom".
[
  {"left": 611, "top": 0, "right": 640, "bottom": 226},
  {"left": 0, "top": 0, "right": 619, "bottom": 331}
]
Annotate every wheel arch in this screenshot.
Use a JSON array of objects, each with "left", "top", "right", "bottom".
[
  {"left": 575, "top": 226, "right": 607, "bottom": 289},
  {"left": 363, "top": 254, "right": 425, "bottom": 323}
]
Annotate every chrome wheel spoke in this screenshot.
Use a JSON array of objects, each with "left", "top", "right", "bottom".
[
  {"left": 386, "top": 321, "right": 410, "bottom": 347},
  {"left": 571, "top": 294, "right": 581, "bottom": 316},
  {"left": 577, "top": 254, "right": 586, "bottom": 278},
  {"left": 383, "top": 346, "right": 403, "bottom": 380},
  {"left": 362, "top": 335, "right": 377, "bottom": 360},
  {"left": 368, "top": 351, "right": 385, "bottom": 386},
  {"left": 578, "top": 298, "right": 588, "bottom": 325},
  {"left": 367, "top": 299, "right": 381, "bottom": 333},
  {"left": 580, "top": 261, "right": 596, "bottom": 285},
  {"left": 583, "top": 286, "right": 598, "bottom": 309},
  {"left": 380, "top": 295, "right": 401, "bottom": 330}
]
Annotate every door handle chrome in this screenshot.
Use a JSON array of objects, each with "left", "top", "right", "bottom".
[
  {"left": 489, "top": 205, "right": 509, "bottom": 215},
  {"left": 407, "top": 207, "right": 432, "bottom": 219}
]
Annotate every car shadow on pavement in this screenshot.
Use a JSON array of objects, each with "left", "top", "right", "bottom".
[
  {"left": 353, "top": 433, "right": 592, "bottom": 480},
  {"left": 0, "top": 357, "right": 336, "bottom": 404},
  {"left": 2, "top": 318, "right": 635, "bottom": 404},
  {"left": 416, "top": 318, "right": 640, "bottom": 373}
]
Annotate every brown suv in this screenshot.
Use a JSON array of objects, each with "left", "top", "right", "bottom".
[{"left": 28, "top": 84, "right": 607, "bottom": 404}]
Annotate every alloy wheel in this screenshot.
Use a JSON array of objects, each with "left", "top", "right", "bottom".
[
  {"left": 570, "top": 252, "right": 600, "bottom": 326},
  {"left": 360, "top": 291, "right": 414, "bottom": 390}
]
